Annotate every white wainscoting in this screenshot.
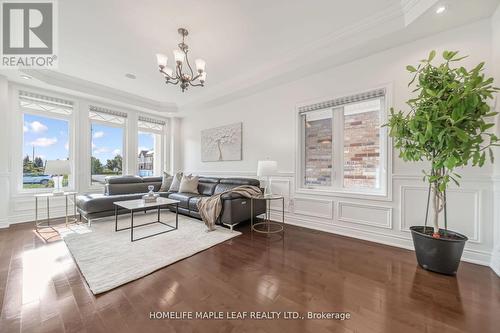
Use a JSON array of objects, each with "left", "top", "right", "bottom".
[
  {"left": 337, "top": 201, "right": 392, "bottom": 229},
  {"left": 184, "top": 171, "right": 495, "bottom": 268},
  {"left": 399, "top": 186, "right": 481, "bottom": 243},
  {"left": 294, "top": 197, "right": 334, "bottom": 219}
]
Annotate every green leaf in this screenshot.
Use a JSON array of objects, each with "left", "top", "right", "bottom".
[
  {"left": 444, "top": 156, "right": 457, "bottom": 169},
  {"left": 425, "top": 88, "right": 437, "bottom": 97},
  {"left": 406, "top": 65, "right": 417, "bottom": 72},
  {"left": 454, "top": 127, "right": 469, "bottom": 141},
  {"left": 482, "top": 123, "right": 495, "bottom": 131},
  {"left": 428, "top": 50, "right": 436, "bottom": 62}
]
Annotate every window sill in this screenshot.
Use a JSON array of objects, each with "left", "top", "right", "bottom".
[{"left": 295, "top": 187, "right": 390, "bottom": 202}]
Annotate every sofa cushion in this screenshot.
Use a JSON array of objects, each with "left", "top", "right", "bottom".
[
  {"left": 197, "top": 182, "right": 216, "bottom": 196},
  {"left": 105, "top": 182, "right": 161, "bottom": 195},
  {"left": 169, "top": 172, "right": 183, "bottom": 192},
  {"left": 198, "top": 177, "right": 220, "bottom": 183},
  {"left": 219, "top": 178, "right": 260, "bottom": 186},
  {"left": 142, "top": 176, "right": 163, "bottom": 183},
  {"left": 159, "top": 172, "right": 173, "bottom": 192},
  {"left": 168, "top": 192, "right": 203, "bottom": 209},
  {"left": 76, "top": 193, "right": 144, "bottom": 213},
  {"left": 188, "top": 195, "right": 207, "bottom": 212},
  {"left": 106, "top": 175, "right": 143, "bottom": 184},
  {"left": 213, "top": 178, "right": 261, "bottom": 194},
  {"left": 213, "top": 183, "right": 239, "bottom": 194},
  {"left": 197, "top": 177, "right": 219, "bottom": 196},
  {"left": 179, "top": 175, "right": 199, "bottom": 194}
]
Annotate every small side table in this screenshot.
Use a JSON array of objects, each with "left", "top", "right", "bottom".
[
  {"left": 251, "top": 194, "right": 285, "bottom": 234},
  {"left": 35, "top": 192, "right": 78, "bottom": 229}
]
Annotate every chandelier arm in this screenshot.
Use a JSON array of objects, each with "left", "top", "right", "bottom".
[
  {"left": 175, "top": 62, "right": 183, "bottom": 79},
  {"left": 188, "top": 82, "right": 204, "bottom": 87},
  {"left": 165, "top": 79, "right": 179, "bottom": 85},
  {"left": 184, "top": 50, "right": 195, "bottom": 80},
  {"left": 159, "top": 68, "right": 174, "bottom": 80}
]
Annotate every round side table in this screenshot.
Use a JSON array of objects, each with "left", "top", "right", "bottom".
[{"left": 251, "top": 194, "right": 285, "bottom": 234}]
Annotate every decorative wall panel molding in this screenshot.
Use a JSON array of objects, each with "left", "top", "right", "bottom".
[
  {"left": 399, "top": 186, "right": 480, "bottom": 243},
  {"left": 337, "top": 201, "right": 392, "bottom": 229},
  {"left": 293, "top": 197, "right": 334, "bottom": 219}
]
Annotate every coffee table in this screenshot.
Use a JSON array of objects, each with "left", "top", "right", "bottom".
[{"left": 113, "top": 197, "right": 180, "bottom": 242}]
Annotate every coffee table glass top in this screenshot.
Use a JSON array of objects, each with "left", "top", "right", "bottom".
[{"left": 113, "top": 197, "right": 180, "bottom": 210}]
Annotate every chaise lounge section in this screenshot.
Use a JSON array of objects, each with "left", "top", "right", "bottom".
[{"left": 76, "top": 175, "right": 266, "bottom": 230}]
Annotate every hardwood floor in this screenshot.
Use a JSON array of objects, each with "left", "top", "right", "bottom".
[{"left": 0, "top": 219, "right": 499, "bottom": 333}]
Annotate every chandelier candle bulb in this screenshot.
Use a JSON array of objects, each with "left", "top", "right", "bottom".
[
  {"left": 156, "top": 53, "right": 168, "bottom": 68},
  {"left": 200, "top": 72, "right": 207, "bottom": 82},
  {"left": 195, "top": 59, "right": 206, "bottom": 73},
  {"left": 163, "top": 67, "right": 173, "bottom": 78},
  {"left": 173, "top": 50, "right": 185, "bottom": 64}
]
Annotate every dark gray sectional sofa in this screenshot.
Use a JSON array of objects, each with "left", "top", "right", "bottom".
[{"left": 76, "top": 175, "right": 266, "bottom": 230}]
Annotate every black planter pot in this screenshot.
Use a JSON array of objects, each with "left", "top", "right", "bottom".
[{"left": 410, "top": 226, "right": 468, "bottom": 275}]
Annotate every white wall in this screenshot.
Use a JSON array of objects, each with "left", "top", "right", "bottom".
[
  {"left": 491, "top": 5, "right": 500, "bottom": 275},
  {"left": 180, "top": 19, "right": 499, "bottom": 269}
]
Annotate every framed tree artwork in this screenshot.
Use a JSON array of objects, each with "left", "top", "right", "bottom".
[{"left": 201, "top": 122, "right": 242, "bottom": 162}]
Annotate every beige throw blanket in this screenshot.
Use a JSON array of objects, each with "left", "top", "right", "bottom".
[{"left": 197, "top": 185, "right": 262, "bottom": 231}]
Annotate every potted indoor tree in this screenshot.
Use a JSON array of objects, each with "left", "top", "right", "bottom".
[{"left": 386, "top": 50, "right": 499, "bottom": 275}]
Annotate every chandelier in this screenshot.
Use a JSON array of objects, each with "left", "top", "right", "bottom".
[{"left": 156, "top": 28, "right": 206, "bottom": 92}]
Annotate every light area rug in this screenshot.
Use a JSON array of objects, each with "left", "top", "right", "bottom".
[{"left": 58, "top": 211, "right": 240, "bottom": 294}]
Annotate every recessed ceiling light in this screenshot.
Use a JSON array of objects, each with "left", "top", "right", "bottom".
[
  {"left": 125, "top": 73, "right": 136, "bottom": 79},
  {"left": 436, "top": 5, "right": 446, "bottom": 14},
  {"left": 20, "top": 74, "right": 32, "bottom": 80}
]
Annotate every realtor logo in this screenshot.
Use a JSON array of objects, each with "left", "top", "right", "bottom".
[{"left": 1, "top": 0, "right": 58, "bottom": 67}]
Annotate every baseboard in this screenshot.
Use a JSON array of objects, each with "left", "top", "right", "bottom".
[
  {"left": 490, "top": 248, "right": 500, "bottom": 276},
  {"left": 5, "top": 208, "right": 71, "bottom": 228},
  {"left": 271, "top": 211, "right": 494, "bottom": 268}
]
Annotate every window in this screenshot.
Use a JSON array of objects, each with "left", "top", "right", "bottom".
[
  {"left": 137, "top": 116, "right": 166, "bottom": 177},
  {"left": 89, "top": 106, "right": 127, "bottom": 185},
  {"left": 304, "top": 109, "right": 333, "bottom": 186},
  {"left": 20, "top": 91, "right": 73, "bottom": 190},
  {"left": 299, "top": 89, "right": 386, "bottom": 194},
  {"left": 343, "top": 99, "right": 381, "bottom": 189}
]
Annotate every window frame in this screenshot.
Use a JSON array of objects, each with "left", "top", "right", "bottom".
[
  {"left": 136, "top": 116, "right": 168, "bottom": 177},
  {"left": 136, "top": 129, "right": 163, "bottom": 177},
  {"left": 296, "top": 86, "right": 391, "bottom": 200},
  {"left": 15, "top": 89, "right": 75, "bottom": 194},
  {"left": 89, "top": 113, "right": 127, "bottom": 187}
]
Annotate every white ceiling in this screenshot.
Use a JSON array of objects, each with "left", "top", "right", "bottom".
[{"left": 1, "top": 0, "right": 499, "bottom": 114}]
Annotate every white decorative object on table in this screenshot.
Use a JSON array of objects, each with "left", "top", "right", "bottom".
[
  {"left": 201, "top": 122, "right": 242, "bottom": 162},
  {"left": 142, "top": 185, "right": 159, "bottom": 202},
  {"left": 44, "top": 160, "right": 71, "bottom": 195},
  {"left": 257, "top": 160, "right": 277, "bottom": 196}
]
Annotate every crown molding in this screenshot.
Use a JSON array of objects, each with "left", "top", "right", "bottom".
[
  {"left": 401, "top": 0, "right": 439, "bottom": 26},
  {"left": 21, "top": 69, "right": 178, "bottom": 113}
]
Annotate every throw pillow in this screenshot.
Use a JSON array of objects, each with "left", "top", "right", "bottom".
[
  {"left": 168, "top": 172, "right": 183, "bottom": 192},
  {"left": 178, "top": 175, "right": 199, "bottom": 194},
  {"left": 159, "top": 172, "right": 173, "bottom": 192}
]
